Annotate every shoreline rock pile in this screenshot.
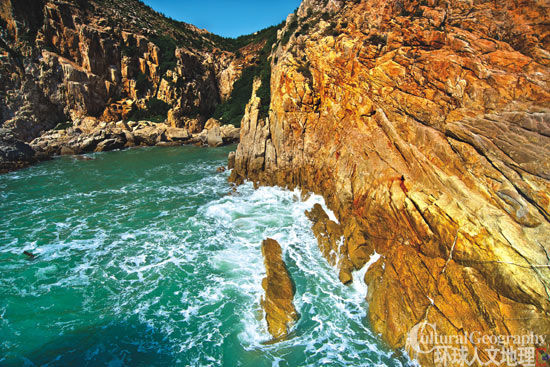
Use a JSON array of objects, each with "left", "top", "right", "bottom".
[{"left": 29, "top": 117, "right": 239, "bottom": 160}]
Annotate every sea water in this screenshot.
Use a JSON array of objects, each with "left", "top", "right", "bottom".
[{"left": 0, "top": 145, "right": 407, "bottom": 367}]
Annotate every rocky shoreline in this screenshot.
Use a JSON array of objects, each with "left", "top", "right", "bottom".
[
  {"left": 230, "top": 0, "right": 550, "bottom": 365},
  {"left": 0, "top": 117, "right": 239, "bottom": 173}
]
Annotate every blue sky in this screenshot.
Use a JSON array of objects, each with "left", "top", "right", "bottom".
[{"left": 142, "top": 0, "right": 302, "bottom": 38}]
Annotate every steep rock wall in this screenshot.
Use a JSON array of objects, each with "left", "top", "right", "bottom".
[{"left": 231, "top": 0, "right": 550, "bottom": 364}]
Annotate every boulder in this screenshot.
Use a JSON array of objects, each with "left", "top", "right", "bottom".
[
  {"left": 165, "top": 127, "right": 189, "bottom": 142},
  {"left": 206, "top": 126, "right": 223, "bottom": 147},
  {"left": 220, "top": 124, "right": 240, "bottom": 142},
  {"left": 94, "top": 137, "right": 126, "bottom": 152},
  {"left": 260, "top": 238, "right": 299, "bottom": 340},
  {"left": 204, "top": 118, "right": 221, "bottom": 130},
  {"left": 0, "top": 128, "right": 36, "bottom": 172}
]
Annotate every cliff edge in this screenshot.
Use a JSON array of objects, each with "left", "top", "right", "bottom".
[{"left": 231, "top": 0, "right": 550, "bottom": 364}]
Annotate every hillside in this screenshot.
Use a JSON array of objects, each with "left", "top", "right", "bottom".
[{"left": 0, "top": 0, "right": 280, "bottom": 170}]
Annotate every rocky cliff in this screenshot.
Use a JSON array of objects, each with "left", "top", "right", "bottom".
[
  {"left": 0, "top": 0, "right": 273, "bottom": 170},
  {"left": 231, "top": 0, "right": 550, "bottom": 364}
]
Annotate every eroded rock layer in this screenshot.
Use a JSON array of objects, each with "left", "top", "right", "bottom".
[{"left": 231, "top": 0, "right": 550, "bottom": 364}]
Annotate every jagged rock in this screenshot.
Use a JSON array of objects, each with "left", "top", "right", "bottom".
[
  {"left": 231, "top": 0, "right": 550, "bottom": 363},
  {"left": 260, "top": 238, "right": 299, "bottom": 340},
  {"left": 227, "top": 151, "right": 236, "bottom": 170},
  {"left": 229, "top": 78, "right": 274, "bottom": 184},
  {"left": 305, "top": 204, "right": 354, "bottom": 285}
]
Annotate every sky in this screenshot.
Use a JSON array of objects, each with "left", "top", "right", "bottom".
[{"left": 142, "top": 0, "right": 303, "bottom": 38}]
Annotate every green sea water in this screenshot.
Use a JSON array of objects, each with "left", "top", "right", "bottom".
[{"left": 0, "top": 146, "right": 408, "bottom": 367}]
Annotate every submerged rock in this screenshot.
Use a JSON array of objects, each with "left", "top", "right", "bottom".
[
  {"left": 23, "top": 251, "right": 36, "bottom": 260},
  {"left": 260, "top": 238, "right": 299, "bottom": 340}
]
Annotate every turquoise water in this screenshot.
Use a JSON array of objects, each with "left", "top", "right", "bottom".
[{"left": 0, "top": 146, "right": 406, "bottom": 367}]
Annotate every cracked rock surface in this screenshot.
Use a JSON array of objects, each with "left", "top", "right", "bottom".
[{"left": 231, "top": 0, "right": 550, "bottom": 364}]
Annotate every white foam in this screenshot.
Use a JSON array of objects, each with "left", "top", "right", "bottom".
[
  {"left": 351, "top": 251, "right": 382, "bottom": 300},
  {"left": 0, "top": 152, "right": 408, "bottom": 367}
]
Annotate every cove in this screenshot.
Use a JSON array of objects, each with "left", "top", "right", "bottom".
[{"left": 0, "top": 146, "right": 407, "bottom": 367}]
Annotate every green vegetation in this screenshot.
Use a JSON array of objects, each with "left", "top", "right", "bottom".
[
  {"left": 206, "top": 23, "right": 283, "bottom": 52},
  {"left": 211, "top": 24, "right": 280, "bottom": 126},
  {"left": 126, "top": 98, "right": 170, "bottom": 122},
  {"left": 120, "top": 43, "right": 139, "bottom": 58},
  {"left": 150, "top": 35, "right": 178, "bottom": 76},
  {"left": 135, "top": 73, "right": 152, "bottom": 97},
  {"left": 281, "top": 17, "right": 299, "bottom": 46}
]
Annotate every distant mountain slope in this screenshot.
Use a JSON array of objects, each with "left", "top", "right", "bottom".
[{"left": 0, "top": 0, "right": 280, "bottom": 142}]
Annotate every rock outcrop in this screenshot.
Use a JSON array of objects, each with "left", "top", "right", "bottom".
[
  {"left": 0, "top": 128, "right": 36, "bottom": 172},
  {"left": 260, "top": 238, "right": 299, "bottom": 340},
  {"left": 305, "top": 203, "right": 355, "bottom": 284},
  {"left": 0, "top": 0, "right": 266, "bottom": 170},
  {"left": 231, "top": 0, "right": 550, "bottom": 364}
]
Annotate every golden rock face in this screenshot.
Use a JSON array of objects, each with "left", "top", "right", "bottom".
[
  {"left": 260, "top": 238, "right": 299, "bottom": 340},
  {"left": 232, "top": 0, "right": 550, "bottom": 363}
]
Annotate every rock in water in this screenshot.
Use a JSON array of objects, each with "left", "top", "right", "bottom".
[
  {"left": 260, "top": 238, "right": 299, "bottom": 340},
  {"left": 305, "top": 204, "right": 354, "bottom": 285},
  {"left": 0, "top": 128, "right": 36, "bottom": 172}
]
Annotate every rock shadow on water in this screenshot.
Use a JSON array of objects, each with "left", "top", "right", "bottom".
[{"left": 1, "top": 320, "right": 178, "bottom": 367}]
